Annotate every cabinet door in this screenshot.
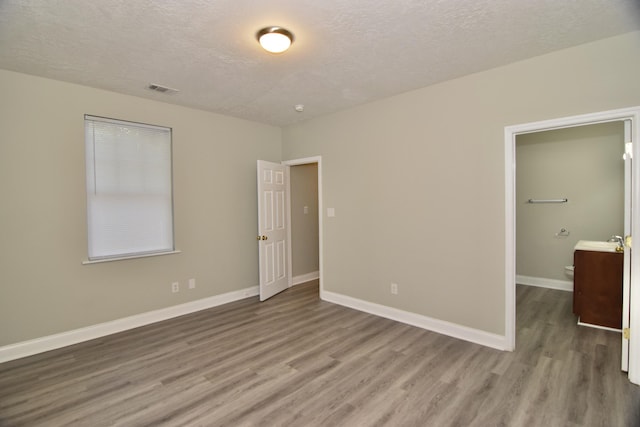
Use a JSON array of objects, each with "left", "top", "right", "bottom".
[
  {"left": 573, "top": 251, "right": 582, "bottom": 316},
  {"left": 574, "top": 250, "right": 623, "bottom": 329}
]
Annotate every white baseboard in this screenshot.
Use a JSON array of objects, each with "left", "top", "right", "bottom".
[
  {"left": 291, "top": 271, "right": 320, "bottom": 286},
  {"left": 516, "top": 275, "right": 573, "bottom": 292},
  {"left": 321, "top": 291, "right": 508, "bottom": 351},
  {"left": 0, "top": 285, "right": 259, "bottom": 364}
]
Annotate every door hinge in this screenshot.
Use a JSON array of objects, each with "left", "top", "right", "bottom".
[
  {"left": 625, "top": 235, "right": 632, "bottom": 249},
  {"left": 623, "top": 328, "right": 630, "bottom": 340}
]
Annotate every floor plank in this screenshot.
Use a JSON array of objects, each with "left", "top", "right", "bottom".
[{"left": 0, "top": 282, "right": 638, "bottom": 426}]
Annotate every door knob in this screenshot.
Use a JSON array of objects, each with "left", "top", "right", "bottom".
[{"left": 262, "top": 235, "right": 268, "bottom": 240}]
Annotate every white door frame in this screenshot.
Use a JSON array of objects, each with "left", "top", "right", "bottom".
[
  {"left": 504, "top": 106, "right": 640, "bottom": 385},
  {"left": 282, "top": 156, "right": 324, "bottom": 298}
]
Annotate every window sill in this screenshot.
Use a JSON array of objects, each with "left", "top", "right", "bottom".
[{"left": 82, "top": 250, "right": 182, "bottom": 265}]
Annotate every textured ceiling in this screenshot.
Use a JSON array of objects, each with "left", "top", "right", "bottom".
[{"left": 1, "top": 0, "right": 639, "bottom": 126}]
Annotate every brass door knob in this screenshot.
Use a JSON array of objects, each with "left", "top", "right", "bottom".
[{"left": 257, "top": 235, "right": 268, "bottom": 240}]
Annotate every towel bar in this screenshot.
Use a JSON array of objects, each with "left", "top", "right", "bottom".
[{"left": 527, "top": 198, "right": 568, "bottom": 204}]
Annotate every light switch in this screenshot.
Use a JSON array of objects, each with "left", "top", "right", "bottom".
[
  {"left": 327, "top": 208, "right": 335, "bottom": 217},
  {"left": 304, "top": 206, "right": 309, "bottom": 214}
]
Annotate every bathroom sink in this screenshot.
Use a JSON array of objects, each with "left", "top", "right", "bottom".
[{"left": 574, "top": 240, "right": 621, "bottom": 253}]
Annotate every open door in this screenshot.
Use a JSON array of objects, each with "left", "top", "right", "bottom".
[
  {"left": 622, "top": 120, "right": 632, "bottom": 371},
  {"left": 257, "top": 160, "right": 290, "bottom": 301}
]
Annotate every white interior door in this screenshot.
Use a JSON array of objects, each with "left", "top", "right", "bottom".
[
  {"left": 622, "top": 120, "right": 632, "bottom": 371},
  {"left": 257, "top": 160, "right": 290, "bottom": 301}
]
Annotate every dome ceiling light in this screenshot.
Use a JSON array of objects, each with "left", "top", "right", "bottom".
[{"left": 256, "top": 26, "right": 294, "bottom": 54}]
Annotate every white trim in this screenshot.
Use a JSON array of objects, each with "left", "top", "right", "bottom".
[
  {"left": 286, "top": 164, "right": 293, "bottom": 289},
  {"left": 282, "top": 156, "right": 323, "bottom": 299},
  {"left": 0, "top": 285, "right": 259, "bottom": 364},
  {"left": 292, "top": 271, "right": 320, "bottom": 286},
  {"left": 516, "top": 275, "right": 573, "bottom": 292},
  {"left": 505, "top": 106, "right": 640, "bottom": 384},
  {"left": 504, "top": 124, "right": 517, "bottom": 351},
  {"left": 322, "top": 291, "right": 507, "bottom": 351},
  {"left": 82, "top": 250, "right": 182, "bottom": 264}
]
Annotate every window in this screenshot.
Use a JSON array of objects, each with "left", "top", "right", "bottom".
[{"left": 84, "top": 115, "right": 174, "bottom": 261}]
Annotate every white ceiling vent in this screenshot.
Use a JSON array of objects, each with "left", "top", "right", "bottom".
[{"left": 147, "top": 83, "right": 179, "bottom": 94}]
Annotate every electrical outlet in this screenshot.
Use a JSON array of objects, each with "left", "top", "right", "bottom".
[
  {"left": 188, "top": 278, "right": 196, "bottom": 289},
  {"left": 171, "top": 282, "right": 180, "bottom": 293},
  {"left": 390, "top": 283, "right": 398, "bottom": 295}
]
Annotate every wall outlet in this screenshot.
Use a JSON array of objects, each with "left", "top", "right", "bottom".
[
  {"left": 188, "top": 278, "right": 196, "bottom": 289},
  {"left": 171, "top": 282, "right": 180, "bottom": 293},
  {"left": 390, "top": 283, "right": 398, "bottom": 295}
]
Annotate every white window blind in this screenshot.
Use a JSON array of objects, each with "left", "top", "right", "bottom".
[{"left": 85, "top": 115, "right": 174, "bottom": 261}]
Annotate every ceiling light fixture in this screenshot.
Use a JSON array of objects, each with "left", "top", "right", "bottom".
[{"left": 256, "top": 26, "right": 294, "bottom": 53}]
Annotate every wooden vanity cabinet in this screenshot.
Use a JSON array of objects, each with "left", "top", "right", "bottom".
[{"left": 573, "top": 249, "right": 623, "bottom": 329}]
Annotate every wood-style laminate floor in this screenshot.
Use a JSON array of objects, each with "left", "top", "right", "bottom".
[{"left": 1, "top": 281, "right": 638, "bottom": 426}]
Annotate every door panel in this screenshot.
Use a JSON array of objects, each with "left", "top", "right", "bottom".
[{"left": 257, "top": 160, "right": 289, "bottom": 301}]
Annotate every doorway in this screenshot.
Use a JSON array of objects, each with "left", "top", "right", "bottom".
[
  {"left": 283, "top": 156, "right": 324, "bottom": 297},
  {"left": 515, "top": 122, "right": 625, "bottom": 292},
  {"left": 504, "top": 106, "right": 640, "bottom": 385},
  {"left": 289, "top": 163, "right": 320, "bottom": 287}
]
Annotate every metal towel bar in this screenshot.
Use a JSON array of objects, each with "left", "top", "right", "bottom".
[{"left": 527, "top": 198, "right": 568, "bottom": 204}]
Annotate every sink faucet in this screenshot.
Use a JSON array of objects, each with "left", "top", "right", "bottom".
[{"left": 608, "top": 235, "right": 624, "bottom": 250}]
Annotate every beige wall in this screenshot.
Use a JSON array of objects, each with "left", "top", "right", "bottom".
[
  {"left": 516, "top": 123, "right": 624, "bottom": 282},
  {"left": 0, "top": 70, "right": 281, "bottom": 346},
  {"left": 290, "top": 163, "right": 319, "bottom": 278},
  {"left": 282, "top": 32, "right": 640, "bottom": 335}
]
